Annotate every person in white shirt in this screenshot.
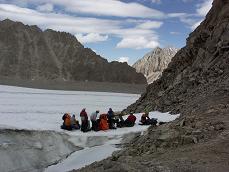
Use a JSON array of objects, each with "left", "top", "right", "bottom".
[{"left": 90, "top": 110, "right": 100, "bottom": 131}]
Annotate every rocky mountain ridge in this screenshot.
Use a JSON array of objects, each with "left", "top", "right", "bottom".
[
  {"left": 133, "top": 47, "right": 178, "bottom": 83},
  {"left": 0, "top": 19, "right": 146, "bottom": 85}
]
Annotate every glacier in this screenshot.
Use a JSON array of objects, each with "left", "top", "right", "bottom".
[{"left": 0, "top": 85, "right": 179, "bottom": 172}]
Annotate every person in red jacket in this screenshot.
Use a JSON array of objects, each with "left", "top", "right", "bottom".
[
  {"left": 80, "top": 108, "right": 90, "bottom": 132},
  {"left": 124, "top": 112, "right": 136, "bottom": 127}
]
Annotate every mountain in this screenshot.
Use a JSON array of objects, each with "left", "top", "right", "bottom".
[
  {"left": 133, "top": 47, "right": 178, "bottom": 83},
  {"left": 0, "top": 19, "right": 146, "bottom": 85},
  {"left": 75, "top": 0, "right": 229, "bottom": 171}
]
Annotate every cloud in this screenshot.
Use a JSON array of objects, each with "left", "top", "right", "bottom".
[
  {"left": 75, "top": 33, "right": 108, "bottom": 43},
  {"left": 137, "top": 21, "right": 163, "bottom": 29},
  {"left": 117, "top": 36, "right": 159, "bottom": 49},
  {"left": 0, "top": 4, "right": 121, "bottom": 33},
  {"left": 190, "top": 0, "right": 213, "bottom": 30},
  {"left": 167, "top": 13, "right": 187, "bottom": 18},
  {"left": 168, "top": 12, "right": 198, "bottom": 28},
  {"left": 191, "top": 20, "right": 202, "bottom": 30},
  {"left": 196, "top": 0, "right": 213, "bottom": 17},
  {"left": 1, "top": 0, "right": 165, "bottom": 19},
  {"left": 0, "top": 0, "right": 28, "bottom": 7},
  {"left": 118, "top": 57, "right": 129, "bottom": 63},
  {"left": 170, "top": 32, "right": 180, "bottom": 35},
  {"left": 63, "top": 0, "right": 165, "bottom": 18},
  {"left": 151, "top": 0, "right": 161, "bottom": 4},
  {"left": 0, "top": 4, "right": 162, "bottom": 49},
  {"left": 36, "top": 3, "right": 53, "bottom": 12},
  {"left": 168, "top": 0, "right": 213, "bottom": 30}
]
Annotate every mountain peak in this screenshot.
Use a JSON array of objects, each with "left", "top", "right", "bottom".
[{"left": 133, "top": 47, "right": 178, "bottom": 83}]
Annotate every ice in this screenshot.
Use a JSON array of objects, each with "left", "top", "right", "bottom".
[
  {"left": 0, "top": 85, "right": 180, "bottom": 172},
  {"left": 0, "top": 85, "right": 140, "bottom": 130},
  {"left": 45, "top": 139, "right": 121, "bottom": 172}
]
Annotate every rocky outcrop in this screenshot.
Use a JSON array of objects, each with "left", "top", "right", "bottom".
[
  {"left": 0, "top": 19, "right": 146, "bottom": 84},
  {"left": 74, "top": 0, "right": 229, "bottom": 171},
  {"left": 133, "top": 47, "right": 178, "bottom": 84}
]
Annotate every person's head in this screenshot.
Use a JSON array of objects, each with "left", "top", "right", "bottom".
[
  {"left": 82, "top": 108, "right": 86, "bottom": 112},
  {"left": 72, "top": 114, "right": 75, "bottom": 118},
  {"left": 109, "top": 108, "right": 112, "bottom": 111},
  {"left": 96, "top": 110, "right": 99, "bottom": 113},
  {"left": 130, "top": 112, "right": 134, "bottom": 115},
  {"left": 145, "top": 112, "right": 149, "bottom": 116}
]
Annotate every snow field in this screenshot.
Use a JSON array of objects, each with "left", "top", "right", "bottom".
[{"left": 0, "top": 85, "right": 179, "bottom": 172}]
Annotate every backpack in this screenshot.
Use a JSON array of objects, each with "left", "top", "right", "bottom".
[{"left": 62, "top": 114, "right": 67, "bottom": 120}]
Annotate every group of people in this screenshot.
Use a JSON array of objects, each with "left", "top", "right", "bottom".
[{"left": 61, "top": 108, "right": 158, "bottom": 132}]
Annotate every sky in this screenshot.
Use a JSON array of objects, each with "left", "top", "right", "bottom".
[{"left": 0, "top": 0, "right": 213, "bottom": 65}]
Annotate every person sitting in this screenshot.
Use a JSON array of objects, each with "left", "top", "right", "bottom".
[
  {"left": 140, "top": 112, "right": 150, "bottom": 125},
  {"left": 61, "top": 113, "right": 72, "bottom": 131},
  {"left": 124, "top": 112, "right": 136, "bottom": 127},
  {"left": 107, "top": 108, "right": 116, "bottom": 129},
  {"left": 80, "top": 108, "right": 90, "bottom": 132},
  {"left": 140, "top": 112, "right": 157, "bottom": 126},
  {"left": 116, "top": 114, "right": 125, "bottom": 128},
  {"left": 99, "top": 113, "right": 109, "bottom": 131},
  {"left": 71, "top": 114, "right": 80, "bottom": 130},
  {"left": 90, "top": 110, "right": 100, "bottom": 131}
]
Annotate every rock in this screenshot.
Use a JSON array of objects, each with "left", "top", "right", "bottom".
[
  {"left": 182, "top": 136, "right": 194, "bottom": 145},
  {"left": 0, "top": 19, "right": 147, "bottom": 85},
  {"left": 193, "top": 137, "right": 198, "bottom": 144},
  {"left": 180, "top": 119, "right": 186, "bottom": 127},
  {"left": 133, "top": 47, "right": 178, "bottom": 84},
  {"left": 214, "top": 123, "right": 225, "bottom": 131},
  {"left": 192, "top": 130, "right": 202, "bottom": 135},
  {"left": 208, "top": 126, "right": 215, "bottom": 131}
]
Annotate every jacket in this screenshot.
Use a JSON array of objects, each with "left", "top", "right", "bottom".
[
  {"left": 64, "top": 114, "right": 71, "bottom": 127},
  {"left": 127, "top": 114, "right": 136, "bottom": 123}
]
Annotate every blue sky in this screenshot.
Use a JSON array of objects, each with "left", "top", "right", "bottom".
[{"left": 0, "top": 0, "right": 213, "bottom": 65}]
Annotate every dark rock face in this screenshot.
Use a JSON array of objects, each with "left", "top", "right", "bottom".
[
  {"left": 74, "top": 1, "right": 229, "bottom": 171},
  {"left": 0, "top": 19, "right": 146, "bottom": 84}
]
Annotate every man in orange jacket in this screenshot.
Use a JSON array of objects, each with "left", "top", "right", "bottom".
[{"left": 61, "top": 113, "right": 72, "bottom": 131}]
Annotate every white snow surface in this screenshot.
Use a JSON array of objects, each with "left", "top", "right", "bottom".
[
  {"left": 46, "top": 138, "right": 122, "bottom": 172},
  {"left": 0, "top": 85, "right": 180, "bottom": 172},
  {"left": 0, "top": 85, "right": 139, "bottom": 131}
]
